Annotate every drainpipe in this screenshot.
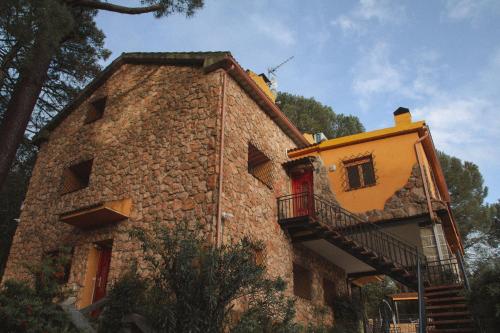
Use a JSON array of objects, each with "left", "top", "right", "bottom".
[
  {"left": 414, "top": 132, "right": 434, "bottom": 222},
  {"left": 414, "top": 132, "right": 446, "bottom": 261},
  {"left": 215, "top": 69, "right": 229, "bottom": 247}
]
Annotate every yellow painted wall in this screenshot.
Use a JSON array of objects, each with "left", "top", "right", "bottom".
[
  {"left": 246, "top": 70, "right": 276, "bottom": 102},
  {"left": 300, "top": 132, "right": 421, "bottom": 213}
]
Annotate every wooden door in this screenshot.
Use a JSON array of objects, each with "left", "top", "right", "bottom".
[
  {"left": 292, "top": 170, "right": 313, "bottom": 217},
  {"left": 92, "top": 245, "right": 112, "bottom": 304}
]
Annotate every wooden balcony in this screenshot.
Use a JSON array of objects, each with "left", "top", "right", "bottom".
[{"left": 60, "top": 198, "right": 132, "bottom": 229}]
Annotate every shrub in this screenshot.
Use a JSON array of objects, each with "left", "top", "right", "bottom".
[
  {"left": 0, "top": 248, "right": 79, "bottom": 332},
  {"left": 99, "top": 222, "right": 300, "bottom": 332},
  {"left": 468, "top": 258, "right": 500, "bottom": 333}
]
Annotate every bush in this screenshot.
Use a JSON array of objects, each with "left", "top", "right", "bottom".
[
  {"left": 99, "top": 222, "right": 300, "bottom": 332},
  {"left": 330, "top": 295, "right": 361, "bottom": 333},
  {"left": 0, "top": 248, "right": 79, "bottom": 332},
  {"left": 468, "top": 258, "right": 500, "bottom": 333}
]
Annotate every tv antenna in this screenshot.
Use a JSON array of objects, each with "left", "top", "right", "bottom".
[
  {"left": 267, "top": 56, "right": 294, "bottom": 78},
  {"left": 267, "top": 56, "right": 294, "bottom": 94}
]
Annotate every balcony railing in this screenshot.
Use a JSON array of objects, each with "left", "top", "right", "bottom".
[
  {"left": 424, "top": 258, "right": 463, "bottom": 286},
  {"left": 278, "top": 192, "right": 425, "bottom": 277}
]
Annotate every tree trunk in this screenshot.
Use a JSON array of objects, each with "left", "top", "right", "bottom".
[
  {"left": 0, "top": 41, "right": 22, "bottom": 91},
  {"left": 0, "top": 35, "right": 58, "bottom": 188}
]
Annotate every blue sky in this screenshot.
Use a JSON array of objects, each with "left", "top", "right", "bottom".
[{"left": 96, "top": 0, "right": 500, "bottom": 202}]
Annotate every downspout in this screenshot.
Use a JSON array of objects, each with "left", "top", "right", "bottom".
[
  {"left": 414, "top": 132, "right": 434, "bottom": 221},
  {"left": 215, "top": 69, "right": 229, "bottom": 247},
  {"left": 414, "top": 132, "right": 445, "bottom": 260}
]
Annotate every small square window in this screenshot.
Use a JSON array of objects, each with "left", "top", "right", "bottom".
[
  {"left": 85, "top": 97, "right": 107, "bottom": 124},
  {"left": 344, "top": 156, "right": 376, "bottom": 190},
  {"left": 61, "top": 159, "right": 93, "bottom": 194},
  {"left": 293, "top": 263, "right": 312, "bottom": 300},
  {"left": 248, "top": 143, "right": 274, "bottom": 189},
  {"left": 323, "top": 278, "right": 336, "bottom": 308}
]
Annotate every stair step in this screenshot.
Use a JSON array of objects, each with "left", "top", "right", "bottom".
[
  {"left": 428, "top": 311, "right": 471, "bottom": 318},
  {"left": 431, "top": 318, "right": 474, "bottom": 325},
  {"left": 390, "top": 266, "right": 405, "bottom": 273},
  {"left": 427, "top": 303, "right": 468, "bottom": 311},
  {"left": 428, "top": 329, "right": 473, "bottom": 333},
  {"left": 426, "top": 289, "right": 463, "bottom": 297},
  {"left": 426, "top": 296, "right": 466, "bottom": 303},
  {"left": 426, "top": 284, "right": 463, "bottom": 292},
  {"left": 359, "top": 250, "right": 376, "bottom": 257}
]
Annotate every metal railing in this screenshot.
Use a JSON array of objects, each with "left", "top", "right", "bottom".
[
  {"left": 424, "top": 258, "right": 462, "bottom": 286},
  {"left": 278, "top": 192, "right": 426, "bottom": 277}
]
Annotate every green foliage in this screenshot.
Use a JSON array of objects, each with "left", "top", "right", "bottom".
[
  {"left": 0, "top": 247, "right": 78, "bottom": 333},
  {"left": 330, "top": 295, "right": 361, "bottom": 332},
  {"left": 438, "top": 151, "right": 490, "bottom": 242},
  {"left": 0, "top": 0, "right": 110, "bottom": 133},
  {"left": 360, "top": 277, "right": 397, "bottom": 319},
  {"left": 98, "top": 266, "right": 147, "bottom": 333},
  {"left": 142, "top": 0, "right": 204, "bottom": 18},
  {"left": 100, "top": 222, "right": 299, "bottom": 333},
  {"left": 276, "top": 92, "right": 364, "bottom": 139},
  {"left": 467, "top": 259, "right": 500, "bottom": 333}
]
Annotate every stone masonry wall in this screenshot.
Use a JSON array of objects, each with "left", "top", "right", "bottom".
[
  {"left": 360, "top": 164, "right": 446, "bottom": 222},
  {"left": 3, "top": 63, "right": 347, "bottom": 326},
  {"left": 293, "top": 245, "right": 347, "bottom": 325},
  {"left": 3, "top": 64, "right": 222, "bottom": 300},
  {"left": 313, "top": 157, "right": 339, "bottom": 205},
  {"left": 220, "top": 74, "right": 346, "bottom": 325}
]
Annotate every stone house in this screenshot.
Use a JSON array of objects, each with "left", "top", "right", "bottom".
[{"left": 2, "top": 52, "right": 471, "bottom": 330}]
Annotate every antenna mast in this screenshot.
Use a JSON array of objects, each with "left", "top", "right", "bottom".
[
  {"left": 267, "top": 56, "right": 294, "bottom": 95},
  {"left": 267, "top": 56, "right": 294, "bottom": 78}
]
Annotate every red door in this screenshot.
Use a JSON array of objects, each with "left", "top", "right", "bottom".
[
  {"left": 91, "top": 245, "right": 112, "bottom": 315},
  {"left": 292, "top": 170, "right": 313, "bottom": 217}
]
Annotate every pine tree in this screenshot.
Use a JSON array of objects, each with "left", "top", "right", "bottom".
[
  {"left": 0, "top": 0, "right": 205, "bottom": 190},
  {"left": 276, "top": 92, "right": 365, "bottom": 139}
]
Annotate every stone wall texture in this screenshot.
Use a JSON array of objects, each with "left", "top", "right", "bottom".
[
  {"left": 360, "top": 164, "right": 446, "bottom": 222},
  {"left": 3, "top": 63, "right": 347, "bottom": 326},
  {"left": 220, "top": 73, "right": 347, "bottom": 325},
  {"left": 3, "top": 63, "right": 221, "bottom": 291},
  {"left": 312, "top": 157, "right": 339, "bottom": 205}
]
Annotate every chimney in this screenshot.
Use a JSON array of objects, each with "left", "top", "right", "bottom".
[{"left": 393, "top": 107, "right": 412, "bottom": 126}]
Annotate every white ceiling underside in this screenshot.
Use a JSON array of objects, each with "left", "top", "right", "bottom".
[{"left": 302, "top": 239, "right": 376, "bottom": 274}]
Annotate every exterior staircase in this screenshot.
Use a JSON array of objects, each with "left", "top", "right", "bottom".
[
  {"left": 277, "top": 192, "right": 475, "bottom": 332},
  {"left": 426, "top": 284, "right": 474, "bottom": 333},
  {"left": 278, "top": 192, "right": 425, "bottom": 289}
]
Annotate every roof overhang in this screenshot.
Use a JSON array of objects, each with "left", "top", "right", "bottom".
[
  {"left": 60, "top": 198, "right": 132, "bottom": 229},
  {"left": 288, "top": 121, "right": 426, "bottom": 158},
  {"left": 34, "top": 52, "right": 309, "bottom": 148},
  {"left": 282, "top": 156, "right": 316, "bottom": 173}
]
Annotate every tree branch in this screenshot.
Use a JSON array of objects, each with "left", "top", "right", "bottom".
[{"left": 70, "top": 0, "right": 163, "bottom": 15}]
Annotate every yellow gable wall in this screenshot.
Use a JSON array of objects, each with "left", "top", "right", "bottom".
[{"left": 304, "top": 132, "right": 421, "bottom": 213}]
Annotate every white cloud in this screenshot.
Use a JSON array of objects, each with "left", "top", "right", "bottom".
[
  {"left": 351, "top": 43, "right": 440, "bottom": 107},
  {"left": 352, "top": 42, "right": 500, "bottom": 175},
  {"left": 251, "top": 15, "right": 296, "bottom": 46},
  {"left": 352, "top": 42, "right": 403, "bottom": 96},
  {"left": 332, "top": 0, "right": 405, "bottom": 33},
  {"left": 445, "top": 0, "right": 485, "bottom": 20},
  {"left": 413, "top": 98, "right": 499, "bottom": 158}
]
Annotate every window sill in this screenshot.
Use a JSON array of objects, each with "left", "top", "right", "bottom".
[{"left": 345, "top": 183, "right": 377, "bottom": 192}]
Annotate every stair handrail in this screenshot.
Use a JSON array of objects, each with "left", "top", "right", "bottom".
[{"left": 278, "top": 192, "right": 427, "bottom": 275}]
